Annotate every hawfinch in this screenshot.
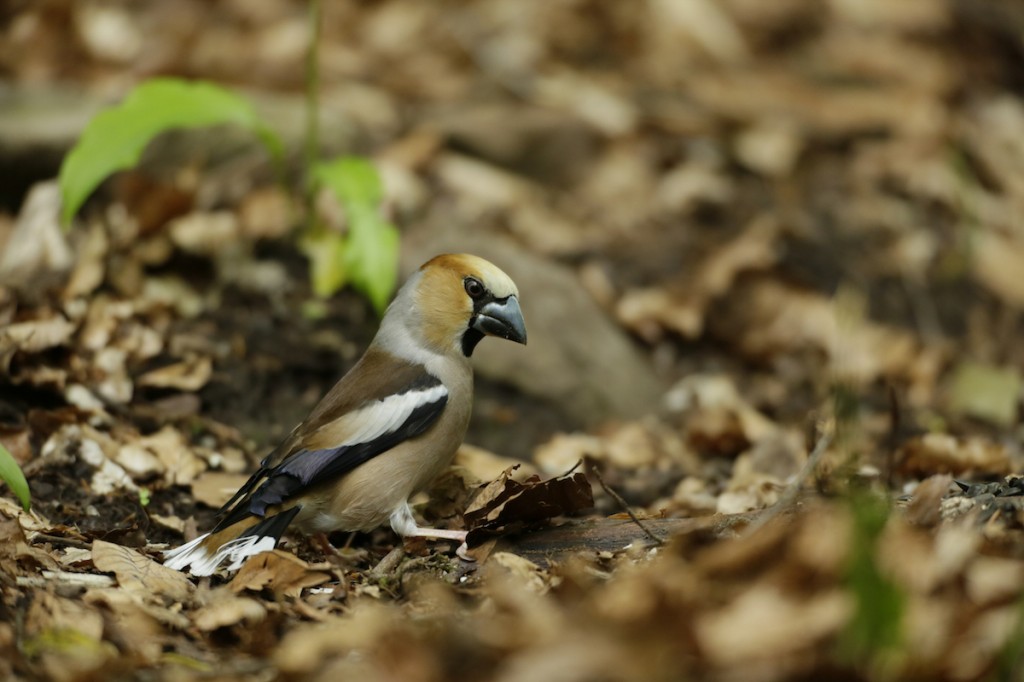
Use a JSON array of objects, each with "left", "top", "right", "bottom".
[{"left": 164, "top": 254, "right": 526, "bottom": 576}]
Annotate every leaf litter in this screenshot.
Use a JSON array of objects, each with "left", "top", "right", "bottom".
[{"left": 4, "top": 0, "right": 1024, "bottom": 680}]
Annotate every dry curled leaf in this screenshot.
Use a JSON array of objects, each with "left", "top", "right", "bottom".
[
  {"left": 135, "top": 354, "right": 213, "bottom": 391},
  {"left": 899, "top": 434, "right": 1011, "bottom": 477},
  {"left": 90, "top": 540, "right": 194, "bottom": 604},
  {"left": 192, "top": 591, "right": 267, "bottom": 632},
  {"left": 229, "top": 550, "right": 331, "bottom": 598},
  {"left": 464, "top": 467, "right": 594, "bottom": 546},
  {"left": 906, "top": 474, "right": 954, "bottom": 527}
]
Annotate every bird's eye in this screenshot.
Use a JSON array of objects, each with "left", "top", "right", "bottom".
[{"left": 464, "top": 277, "right": 485, "bottom": 299}]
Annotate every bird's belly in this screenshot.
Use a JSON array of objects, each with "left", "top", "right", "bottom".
[{"left": 292, "top": 436, "right": 462, "bottom": 534}]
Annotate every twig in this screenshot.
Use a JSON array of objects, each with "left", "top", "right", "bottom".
[
  {"left": 368, "top": 545, "right": 405, "bottom": 580},
  {"left": 30, "top": 533, "right": 91, "bottom": 550},
  {"left": 17, "top": 570, "right": 115, "bottom": 589},
  {"left": 303, "top": 0, "right": 323, "bottom": 229},
  {"left": 885, "top": 385, "right": 901, "bottom": 491},
  {"left": 744, "top": 422, "right": 835, "bottom": 536},
  {"left": 587, "top": 461, "right": 664, "bottom": 547}
]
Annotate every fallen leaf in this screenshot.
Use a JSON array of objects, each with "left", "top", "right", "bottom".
[
  {"left": 135, "top": 354, "right": 213, "bottom": 391},
  {"left": 0, "top": 316, "right": 77, "bottom": 370},
  {"left": 0, "top": 517, "right": 59, "bottom": 577},
  {"left": 191, "top": 591, "right": 267, "bottom": 632},
  {"left": 966, "top": 556, "right": 1024, "bottom": 607},
  {"left": 906, "top": 474, "right": 953, "bottom": 527},
  {"left": 0, "top": 181, "right": 72, "bottom": 292},
  {"left": 91, "top": 540, "right": 194, "bottom": 604},
  {"left": 454, "top": 444, "right": 538, "bottom": 484},
  {"left": 899, "top": 434, "right": 1010, "bottom": 476},
  {"left": 484, "top": 552, "right": 549, "bottom": 595},
  {"left": 696, "top": 586, "right": 851, "bottom": 665},
  {"left": 464, "top": 468, "right": 594, "bottom": 545},
  {"left": 190, "top": 471, "right": 252, "bottom": 508},
  {"left": 141, "top": 426, "right": 206, "bottom": 486},
  {"left": 229, "top": 550, "right": 330, "bottom": 598},
  {"left": 617, "top": 216, "right": 779, "bottom": 340},
  {"left": 946, "top": 360, "right": 1021, "bottom": 427}
]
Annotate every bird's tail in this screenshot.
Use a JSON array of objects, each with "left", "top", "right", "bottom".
[{"left": 163, "top": 506, "right": 302, "bottom": 576}]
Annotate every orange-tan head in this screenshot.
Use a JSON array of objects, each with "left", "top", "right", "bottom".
[{"left": 382, "top": 254, "right": 526, "bottom": 357}]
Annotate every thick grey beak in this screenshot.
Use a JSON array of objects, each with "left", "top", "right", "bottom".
[{"left": 472, "top": 296, "right": 527, "bottom": 345}]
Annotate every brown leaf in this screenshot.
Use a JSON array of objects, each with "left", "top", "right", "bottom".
[
  {"left": 0, "top": 316, "right": 77, "bottom": 371},
  {"left": 899, "top": 434, "right": 1010, "bottom": 477},
  {"left": 191, "top": 591, "right": 267, "bottom": 632},
  {"left": 464, "top": 468, "right": 594, "bottom": 546},
  {"left": 696, "top": 586, "right": 851, "bottom": 665},
  {"left": 90, "top": 540, "right": 194, "bottom": 604},
  {"left": 229, "top": 550, "right": 330, "bottom": 598},
  {"left": 0, "top": 517, "right": 59, "bottom": 577},
  {"left": 453, "top": 444, "right": 538, "bottom": 485},
  {"left": 190, "top": 471, "right": 253, "bottom": 508},
  {"left": 906, "top": 474, "right": 954, "bottom": 527},
  {"left": 26, "top": 591, "right": 105, "bottom": 641},
  {"left": 135, "top": 354, "right": 213, "bottom": 392},
  {"left": 617, "top": 216, "right": 779, "bottom": 340}
]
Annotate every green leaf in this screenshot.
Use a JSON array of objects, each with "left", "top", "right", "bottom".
[
  {"left": 59, "top": 78, "right": 282, "bottom": 226},
  {"left": 346, "top": 208, "right": 400, "bottom": 315},
  {"left": 312, "top": 157, "right": 399, "bottom": 314},
  {"left": 314, "top": 156, "right": 383, "bottom": 206},
  {"left": 840, "top": 491, "right": 904, "bottom": 667},
  {"left": 948, "top": 360, "right": 1021, "bottom": 427},
  {"left": 299, "top": 230, "right": 348, "bottom": 299},
  {"left": 0, "top": 442, "right": 30, "bottom": 512}
]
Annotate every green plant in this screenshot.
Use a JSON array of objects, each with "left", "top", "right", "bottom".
[
  {"left": 0, "top": 442, "right": 30, "bottom": 511},
  {"left": 58, "top": 20, "right": 400, "bottom": 313},
  {"left": 839, "top": 489, "right": 904, "bottom": 670},
  {"left": 305, "top": 157, "right": 399, "bottom": 314},
  {"left": 58, "top": 79, "right": 282, "bottom": 226}
]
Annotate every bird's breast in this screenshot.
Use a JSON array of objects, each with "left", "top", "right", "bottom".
[{"left": 296, "top": 363, "right": 473, "bottom": 534}]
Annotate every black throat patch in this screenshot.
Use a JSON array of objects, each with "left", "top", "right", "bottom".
[
  {"left": 461, "top": 328, "right": 485, "bottom": 357},
  {"left": 461, "top": 291, "right": 499, "bottom": 357}
]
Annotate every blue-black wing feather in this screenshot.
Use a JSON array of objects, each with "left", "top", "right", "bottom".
[{"left": 212, "top": 379, "right": 447, "bottom": 533}]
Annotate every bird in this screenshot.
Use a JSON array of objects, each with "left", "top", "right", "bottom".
[{"left": 163, "top": 253, "right": 527, "bottom": 576}]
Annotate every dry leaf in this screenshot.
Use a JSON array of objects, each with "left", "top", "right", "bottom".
[
  {"left": 906, "top": 474, "right": 953, "bottom": 527},
  {"left": 192, "top": 591, "right": 267, "bottom": 632},
  {"left": 484, "top": 552, "right": 549, "bottom": 595},
  {"left": 190, "top": 471, "right": 253, "bottom": 508},
  {"left": 454, "top": 444, "right": 538, "bottom": 484},
  {"left": 464, "top": 468, "right": 594, "bottom": 545},
  {"left": 135, "top": 354, "right": 213, "bottom": 391},
  {"left": 91, "top": 539, "right": 194, "bottom": 604},
  {"left": 229, "top": 550, "right": 330, "bottom": 598},
  {"left": 696, "top": 586, "right": 851, "bottom": 665},
  {"left": 900, "top": 434, "right": 1011, "bottom": 476},
  {"left": 946, "top": 360, "right": 1021, "bottom": 427}
]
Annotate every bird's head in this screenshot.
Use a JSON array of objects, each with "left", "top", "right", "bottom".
[{"left": 395, "top": 253, "right": 527, "bottom": 357}]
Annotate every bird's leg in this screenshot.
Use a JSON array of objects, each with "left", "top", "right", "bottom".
[
  {"left": 313, "top": 532, "right": 338, "bottom": 557},
  {"left": 389, "top": 503, "right": 472, "bottom": 560}
]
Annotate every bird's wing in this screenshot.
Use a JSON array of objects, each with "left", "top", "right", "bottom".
[{"left": 212, "top": 351, "right": 448, "bottom": 532}]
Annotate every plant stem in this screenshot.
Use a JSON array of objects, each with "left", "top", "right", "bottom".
[{"left": 305, "top": 0, "right": 323, "bottom": 230}]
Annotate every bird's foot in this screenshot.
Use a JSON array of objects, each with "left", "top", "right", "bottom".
[{"left": 313, "top": 532, "right": 338, "bottom": 557}]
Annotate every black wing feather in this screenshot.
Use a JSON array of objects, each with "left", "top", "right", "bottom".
[{"left": 212, "top": 388, "right": 447, "bottom": 533}]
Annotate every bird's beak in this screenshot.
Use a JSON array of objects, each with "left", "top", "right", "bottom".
[{"left": 472, "top": 296, "right": 528, "bottom": 345}]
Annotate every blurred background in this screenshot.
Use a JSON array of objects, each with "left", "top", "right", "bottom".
[
  {"left": 3, "top": 0, "right": 1024, "bottom": 515},
  {"left": 4, "top": 1, "right": 1024, "bottom": 680}
]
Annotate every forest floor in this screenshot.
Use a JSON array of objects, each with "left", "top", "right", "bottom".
[{"left": 4, "top": 1, "right": 1024, "bottom": 680}]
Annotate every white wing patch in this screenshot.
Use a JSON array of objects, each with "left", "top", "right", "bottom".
[
  {"left": 163, "top": 531, "right": 278, "bottom": 576},
  {"left": 331, "top": 383, "right": 447, "bottom": 448},
  {"left": 162, "top": 532, "right": 225, "bottom": 576}
]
